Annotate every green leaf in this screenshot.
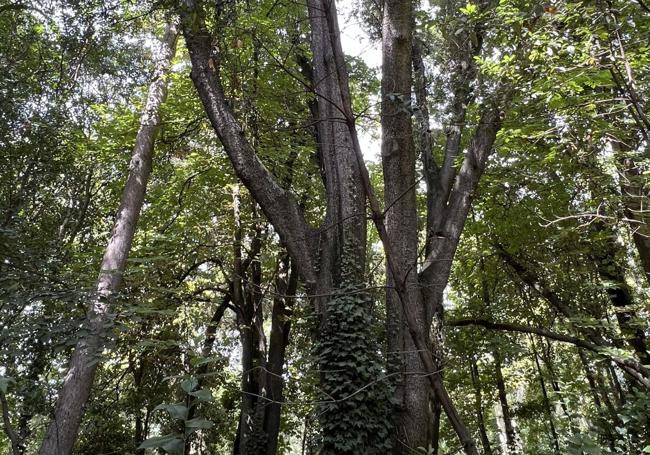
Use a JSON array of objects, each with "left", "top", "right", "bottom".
[
  {"left": 138, "top": 433, "right": 184, "bottom": 454},
  {"left": 189, "top": 388, "right": 213, "bottom": 402},
  {"left": 181, "top": 377, "right": 198, "bottom": 393},
  {"left": 185, "top": 417, "right": 214, "bottom": 429},
  {"left": 642, "top": 446, "right": 650, "bottom": 453},
  {"left": 0, "top": 377, "right": 14, "bottom": 394},
  {"left": 154, "top": 403, "right": 188, "bottom": 421},
  {"left": 460, "top": 2, "right": 477, "bottom": 15}
]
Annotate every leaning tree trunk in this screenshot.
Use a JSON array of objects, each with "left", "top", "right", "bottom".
[{"left": 38, "top": 23, "right": 178, "bottom": 455}]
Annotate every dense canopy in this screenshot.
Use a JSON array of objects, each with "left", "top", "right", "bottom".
[{"left": 0, "top": 0, "right": 649, "bottom": 454}]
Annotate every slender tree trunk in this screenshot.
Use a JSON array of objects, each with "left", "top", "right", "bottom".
[
  {"left": 540, "top": 341, "right": 575, "bottom": 431},
  {"left": 0, "top": 391, "right": 20, "bottom": 455},
  {"left": 531, "top": 339, "right": 560, "bottom": 455},
  {"left": 493, "top": 351, "right": 519, "bottom": 454},
  {"left": 578, "top": 351, "right": 617, "bottom": 451},
  {"left": 263, "top": 256, "right": 297, "bottom": 455},
  {"left": 470, "top": 358, "right": 493, "bottom": 455},
  {"left": 38, "top": 23, "right": 178, "bottom": 455}
]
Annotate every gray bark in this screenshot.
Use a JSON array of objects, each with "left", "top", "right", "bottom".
[
  {"left": 180, "top": 2, "right": 318, "bottom": 285},
  {"left": 38, "top": 23, "right": 178, "bottom": 455},
  {"left": 181, "top": 1, "right": 370, "bottom": 451},
  {"left": 381, "top": 1, "right": 430, "bottom": 453}
]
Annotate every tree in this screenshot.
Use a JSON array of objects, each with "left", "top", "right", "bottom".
[{"left": 38, "top": 22, "right": 179, "bottom": 455}]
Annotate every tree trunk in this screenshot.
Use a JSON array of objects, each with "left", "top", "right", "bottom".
[
  {"left": 38, "top": 23, "right": 178, "bottom": 455},
  {"left": 181, "top": 0, "right": 380, "bottom": 451},
  {"left": 493, "top": 350, "right": 520, "bottom": 455},
  {"left": 381, "top": 1, "right": 430, "bottom": 453},
  {"left": 470, "top": 358, "right": 494, "bottom": 455},
  {"left": 531, "top": 338, "right": 560, "bottom": 455},
  {"left": 0, "top": 391, "right": 21, "bottom": 455},
  {"left": 263, "top": 256, "right": 297, "bottom": 455},
  {"left": 590, "top": 211, "right": 650, "bottom": 365}
]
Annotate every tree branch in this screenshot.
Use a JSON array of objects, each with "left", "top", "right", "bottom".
[
  {"left": 451, "top": 318, "right": 650, "bottom": 387},
  {"left": 179, "top": 0, "right": 317, "bottom": 284}
]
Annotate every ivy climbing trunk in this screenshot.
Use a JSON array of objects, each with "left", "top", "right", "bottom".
[
  {"left": 180, "top": 0, "right": 389, "bottom": 452},
  {"left": 39, "top": 23, "right": 177, "bottom": 455},
  {"left": 37, "top": 22, "right": 178, "bottom": 455}
]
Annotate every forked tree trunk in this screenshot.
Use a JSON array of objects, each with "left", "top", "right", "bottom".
[{"left": 38, "top": 23, "right": 178, "bottom": 455}]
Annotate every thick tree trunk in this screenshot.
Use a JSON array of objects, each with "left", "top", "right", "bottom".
[
  {"left": 381, "top": 1, "right": 430, "bottom": 453},
  {"left": 181, "top": 1, "right": 375, "bottom": 451},
  {"left": 38, "top": 23, "right": 178, "bottom": 455}
]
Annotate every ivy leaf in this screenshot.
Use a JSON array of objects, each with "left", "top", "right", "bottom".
[
  {"left": 154, "top": 403, "right": 189, "bottom": 421},
  {"left": 181, "top": 377, "right": 198, "bottom": 393},
  {"left": 138, "top": 434, "right": 184, "bottom": 454},
  {"left": 189, "top": 388, "right": 213, "bottom": 402},
  {"left": 0, "top": 377, "right": 14, "bottom": 394}
]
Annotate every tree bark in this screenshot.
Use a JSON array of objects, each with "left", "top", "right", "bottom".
[
  {"left": 381, "top": 1, "right": 430, "bottom": 453},
  {"left": 0, "top": 391, "right": 21, "bottom": 455},
  {"left": 38, "top": 22, "right": 178, "bottom": 455},
  {"left": 180, "top": 1, "right": 376, "bottom": 451}
]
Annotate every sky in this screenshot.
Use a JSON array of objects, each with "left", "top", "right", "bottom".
[{"left": 337, "top": 3, "right": 383, "bottom": 161}]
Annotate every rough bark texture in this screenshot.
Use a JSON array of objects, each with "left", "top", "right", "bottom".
[
  {"left": 38, "top": 23, "right": 178, "bottom": 455},
  {"left": 381, "top": 1, "right": 430, "bottom": 453},
  {"left": 180, "top": 2, "right": 317, "bottom": 285},
  {"left": 181, "top": 1, "right": 378, "bottom": 452}
]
